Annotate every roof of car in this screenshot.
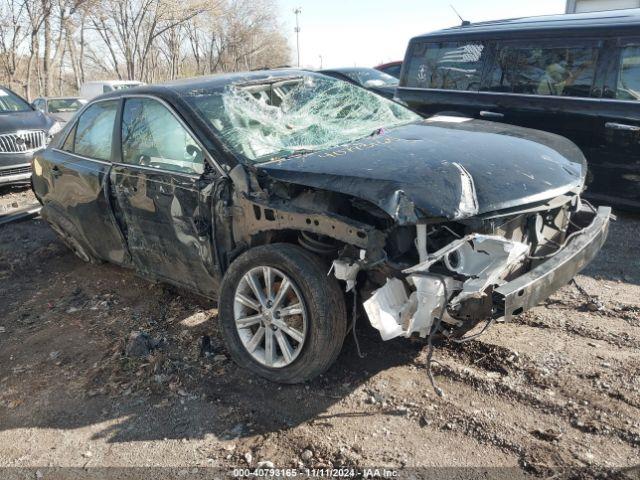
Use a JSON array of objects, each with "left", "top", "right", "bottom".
[
  {"left": 37, "top": 96, "right": 83, "bottom": 100},
  {"left": 413, "top": 8, "right": 640, "bottom": 39},
  {"left": 375, "top": 61, "right": 402, "bottom": 69},
  {"left": 320, "top": 67, "right": 376, "bottom": 73},
  {"left": 84, "top": 80, "right": 144, "bottom": 85},
  {"left": 97, "top": 69, "right": 323, "bottom": 99}
]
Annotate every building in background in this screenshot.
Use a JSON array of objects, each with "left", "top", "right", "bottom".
[{"left": 566, "top": 0, "right": 640, "bottom": 13}]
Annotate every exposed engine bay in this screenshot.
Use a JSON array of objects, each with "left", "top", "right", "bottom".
[
  {"left": 230, "top": 163, "right": 607, "bottom": 342},
  {"left": 333, "top": 198, "right": 578, "bottom": 340}
]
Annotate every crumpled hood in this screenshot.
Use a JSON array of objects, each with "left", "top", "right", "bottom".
[
  {"left": 257, "top": 118, "right": 586, "bottom": 223},
  {"left": 0, "top": 109, "right": 55, "bottom": 134}
]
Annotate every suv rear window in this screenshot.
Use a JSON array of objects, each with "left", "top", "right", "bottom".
[
  {"left": 405, "top": 41, "right": 488, "bottom": 91},
  {"left": 487, "top": 42, "right": 598, "bottom": 97},
  {"left": 617, "top": 45, "right": 640, "bottom": 101}
]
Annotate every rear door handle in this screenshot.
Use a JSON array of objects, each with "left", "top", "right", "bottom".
[
  {"left": 51, "top": 165, "right": 62, "bottom": 177},
  {"left": 605, "top": 122, "right": 640, "bottom": 132},
  {"left": 480, "top": 111, "right": 504, "bottom": 120}
]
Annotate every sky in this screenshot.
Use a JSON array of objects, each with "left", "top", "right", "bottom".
[{"left": 278, "top": 0, "right": 567, "bottom": 69}]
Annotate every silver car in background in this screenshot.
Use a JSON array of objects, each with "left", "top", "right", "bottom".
[
  {"left": 0, "top": 86, "right": 61, "bottom": 186},
  {"left": 31, "top": 96, "right": 87, "bottom": 125}
]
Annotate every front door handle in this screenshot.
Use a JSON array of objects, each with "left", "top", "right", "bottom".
[
  {"left": 605, "top": 122, "right": 640, "bottom": 132},
  {"left": 480, "top": 111, "right": 505, "bottom": 120}
]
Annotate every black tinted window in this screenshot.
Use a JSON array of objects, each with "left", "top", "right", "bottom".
[
  {"left": 74, "top": 101, "right": 118, "bottom": 161},
  {"left": 405, "top": 41, "right": 487, "bottom": 90},
  {"left": 62, "top": 125, "right": 76, "bottom": 152},
  {"left": 488, "top": 42, "right": 597, "bottom": 97},
  {"left": 617, "top": 45, "right": 640, "bottom": 101},
  {"left": 381, "top": 64, "right": 402, "bottom": 78},
  {"left": 121, "top": 98, "right": 204, "bottom": 175}
]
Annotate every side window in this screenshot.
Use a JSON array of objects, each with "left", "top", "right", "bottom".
[
  {"left": 616, "top": 45, "right": 640, "bottom": 101},
  {"left": 488, "top": 41, "right": 598, "bottom": 97},
  {"left": 73, "top": 100, "right": 118, "bottom": 161},
  {"left": 61, "top": 124, "right": 76, "bottom": 152},
  {"left": 384, "top": 64, "right": 402, "bottom": 78},
  {"left": 405, "top": 41, "right": 488, "bottom": 91},
  {"left": 121, "top": 98, "right": 204, "bottom": 175}
]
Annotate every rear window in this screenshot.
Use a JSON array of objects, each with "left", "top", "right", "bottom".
[
  {"left": 617, "top": 45, "right": 640, "bottom": 101},
  {"left": 405, "top": 41, "right": 488, "bottom": 91},
  {"left": 487, "top": 41, "right": 598, "bottom": 97}
]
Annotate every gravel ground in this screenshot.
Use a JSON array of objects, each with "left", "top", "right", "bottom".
[
  {"left": 0, "top": 189, "right": 639, "bottom": 479},
  {"left": 0, "top": 185, "right": 38, "bottom": 214}
]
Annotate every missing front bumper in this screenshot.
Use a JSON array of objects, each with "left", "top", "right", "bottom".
[{"left": 494, "top": 206, "right": 611, "bottom": 321}]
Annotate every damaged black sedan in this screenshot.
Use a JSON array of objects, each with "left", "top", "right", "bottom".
[{"left": 32, "top": 70, "right": 610, "bottom": 383}]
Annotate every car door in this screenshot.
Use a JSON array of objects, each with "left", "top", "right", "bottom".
[
  {"left": 35, "top": 99, "right": 131, "bottom": 264},
  {"left": 590, "top": 37, "right": 640, "bottom": 208},
  {"left": 109, "top": 96, "right": 220, "bottom": 296}
]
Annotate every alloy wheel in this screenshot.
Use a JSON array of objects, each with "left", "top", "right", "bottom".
[{"left": 233, "top": 266, "right": 308, "bottom": 368}]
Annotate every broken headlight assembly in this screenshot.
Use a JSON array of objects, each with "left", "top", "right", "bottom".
[{"left": 334, "top": 199, "right": 610, "bottom": 342}]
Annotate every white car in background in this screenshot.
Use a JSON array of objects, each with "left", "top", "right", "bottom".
[
  {"left": 80, "top": 80, "right": 145, "bottom": 100},
  {"left": 31, "top": 96, "right": 88, "bottom": 124}
]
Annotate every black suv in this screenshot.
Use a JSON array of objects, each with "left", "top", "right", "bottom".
[{"left": 397, "top": 10, "right": 640, "bottom": 209}]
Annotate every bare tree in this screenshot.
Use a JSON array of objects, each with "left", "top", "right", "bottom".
[
  {"left": 0, "top": 0, "right": 29, "bottom": 88},
  {"left": 89, "top": 0, "right": 209, "bottom": 81},
  {"left": 0, "top": 0, "right": 291, "bottom": 98}
]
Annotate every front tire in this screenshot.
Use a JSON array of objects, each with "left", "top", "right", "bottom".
[{"left": 219, "top": 243, "right": 347, "bottom": 384}]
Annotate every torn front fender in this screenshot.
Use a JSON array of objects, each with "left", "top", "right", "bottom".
[{"left": 231, "top": 193, "right": 387, "bottom": 254}]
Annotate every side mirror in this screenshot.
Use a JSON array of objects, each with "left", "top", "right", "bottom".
[{"left": 364, "top": 79, "right": 385, "bottom": 88}]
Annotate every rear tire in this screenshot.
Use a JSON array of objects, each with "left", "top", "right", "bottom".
[{"left": 219, "top": 243, "right": 347, "bottom": 384}]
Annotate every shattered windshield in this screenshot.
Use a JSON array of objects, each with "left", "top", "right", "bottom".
[{"left": 181, "top": 74, "right": 420, "bottom": 162}]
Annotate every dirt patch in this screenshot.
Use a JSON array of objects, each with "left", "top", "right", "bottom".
[
  {"left": 0, "top": 203, "right": 639, "bottom": 477},
  {"left": 0, "top": 185, "right": 37, "bottom": 214}
]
